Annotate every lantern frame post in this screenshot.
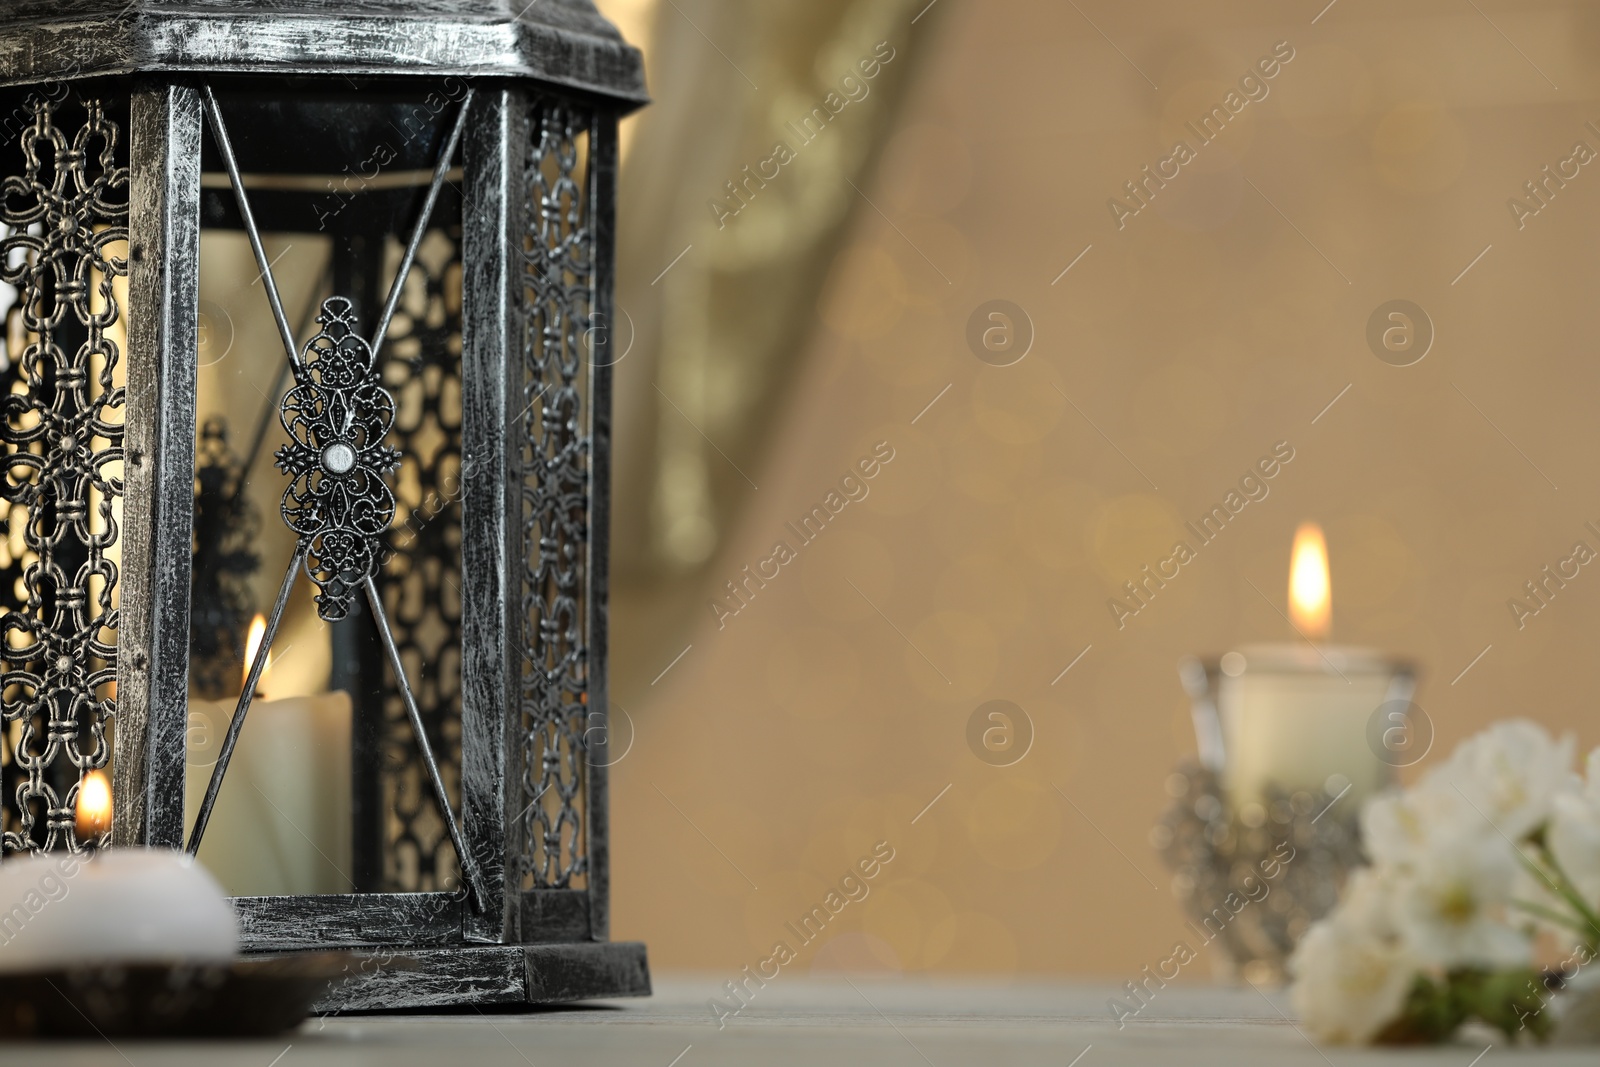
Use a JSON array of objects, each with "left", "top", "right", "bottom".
[
  {"left": 584, "top": 110, "right": 620, "bottom": 944},
  {"left": 116, "top": 80, "right": 203, "bottom": 851},
  {"left": 459, "top": 84, "right": 525, "bottom": 945}
]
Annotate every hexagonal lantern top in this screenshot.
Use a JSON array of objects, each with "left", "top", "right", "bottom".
[{"left": 0, "top": 0, "right": 648, "bottom": 1010}]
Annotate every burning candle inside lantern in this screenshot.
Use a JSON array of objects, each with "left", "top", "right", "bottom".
[
  {"left": 75, "top": 769, "right": 112, "bottom": 842},
  {"left": 1210, "top": 523, "right": 1414, "bottom": 812},
  {"left": 184, "top": 614, "right": 353, "bottom": 896},
  {"left": 243, "top": 613, "right": 267, "bottom": 695}
]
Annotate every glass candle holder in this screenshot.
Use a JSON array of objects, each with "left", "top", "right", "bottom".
[
  {"left": 1180, "top": 646, "right": 1416, "bottom": 813},
  {"left": 1160, "top": 647, "right": 1418, "bottom": 984}
]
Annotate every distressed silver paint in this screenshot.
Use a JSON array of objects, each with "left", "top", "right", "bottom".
[{"left": 0, "top": 0, "right": 648, "bottom": 1013}]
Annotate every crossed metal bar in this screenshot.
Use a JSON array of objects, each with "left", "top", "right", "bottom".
[{"left": 184, "top": 84, "right": 486, "bottom": 913}]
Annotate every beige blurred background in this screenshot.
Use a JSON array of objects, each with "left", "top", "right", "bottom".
[{"left": 596, "top": 0, "right": 1600, "bottom": 980}]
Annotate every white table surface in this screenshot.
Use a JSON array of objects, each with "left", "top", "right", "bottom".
[{"left": 6, "top": 977, "right": 1593, "bottom": 1066}]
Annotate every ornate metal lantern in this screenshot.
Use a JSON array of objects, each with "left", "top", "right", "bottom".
[{"left": 0, "top": 0, "right": 649, "bottom": 1010}]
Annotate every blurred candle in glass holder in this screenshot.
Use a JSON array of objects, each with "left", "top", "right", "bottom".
[{"left": 1196, "top": 523, "right": 1415, "bottom": 814}]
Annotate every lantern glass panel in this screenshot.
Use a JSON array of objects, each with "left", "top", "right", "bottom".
[{"left": 186, "top": 82, "right": 469, "bottom": 897}]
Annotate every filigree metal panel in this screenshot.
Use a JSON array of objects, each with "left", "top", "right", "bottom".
[
  {"left": 0, "top": 94, "right": 129, "bottom": 855},
  {"left": 518, "top": 102, "right": 592, "bottom": 891},
  {"left": 376, "top": 226, "right": 465, "bottom": 892}
]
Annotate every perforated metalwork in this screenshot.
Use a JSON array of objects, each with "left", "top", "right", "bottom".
[
  {"left": 0, "top": 95, "right": 129, "bottom": 855},
  {"left": 376, "top": 227, "right": 464, "bottom": 892},
  {"left": 518, "top": 103, "right": 592, "bottom": 890}
]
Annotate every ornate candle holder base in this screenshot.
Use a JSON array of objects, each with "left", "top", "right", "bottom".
[{"left": 1152, "top": 763, "right": 1363, "bottom": 986}]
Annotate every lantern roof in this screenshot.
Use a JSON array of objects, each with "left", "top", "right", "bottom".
[{"left": 0, "top": 0, "right": 647, "bottom": 108}]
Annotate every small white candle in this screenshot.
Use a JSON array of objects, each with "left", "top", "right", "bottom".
[
  {"left": 0, "top": 849, "right": 237, "bottom": 972},
  {"left": 1220, "top": 644, "right": 1405, "bottom": 809},
  {"left": 184, "top": 615, "right": 354, "bottom": 897}
]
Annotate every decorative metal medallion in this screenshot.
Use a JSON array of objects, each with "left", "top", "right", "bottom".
[{"left": 274, "top": 296, "right": 400, "bottom": 621}]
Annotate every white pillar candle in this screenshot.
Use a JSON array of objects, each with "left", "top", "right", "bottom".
[
  {"left": 184, "top": 693, "right": 353, "bottom": 897},
  {"left": 183, "top": 616, "right": 354, "bottom": 897}
]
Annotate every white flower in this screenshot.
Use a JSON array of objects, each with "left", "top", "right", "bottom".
[
  {"left": 1337, "top": 866, "right": 1404, "bottom": 939},
  {"left": 1587, "top": 748, "right": 1600, "bottom": 801},
  {"left": 1429, "top": 719, "right": 1577, "bottom": 840},
  {"left": 1293, "top": 722, "right": 1585, "bottom": 1046},
  {"left": 1393, "top": 831, "right": 1529, "bottom": 969},
  {"left": 1361, "top": 779, "right": 1479, "bottom": 869},
  {"left": 1290, "top": 914, "right": 1416, "bottom": 1044},
  {"left": 1547, "top": 749, "right": 1600, "bottom": 912}
]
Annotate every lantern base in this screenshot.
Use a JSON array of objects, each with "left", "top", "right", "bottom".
[{"left": 304, "top": 942, "right": 651, "bottom": 1013}]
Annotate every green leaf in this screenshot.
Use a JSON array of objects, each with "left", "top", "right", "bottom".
[
  {"left": 1454, "top": 968, "right": 1555, "bottom": 1043},
  {"left": 1373, "top": 974, "right": 1467, "bottom": 1045}
]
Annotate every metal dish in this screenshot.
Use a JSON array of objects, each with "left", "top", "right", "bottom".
[{"left": 0, "top": 954, "right": 354, "bottom": 1039}]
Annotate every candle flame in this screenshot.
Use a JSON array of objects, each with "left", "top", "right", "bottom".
[
  {"left": 75, "top": 769, "right": 112, "bottom": 840},
  {"left": 243, "top": 613, "right": 269, "bottom": 694},
  {"left": 1289, "top": 522, "right": 1331, "bottom": 640}
]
